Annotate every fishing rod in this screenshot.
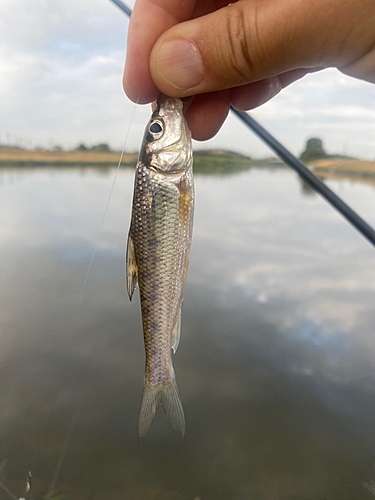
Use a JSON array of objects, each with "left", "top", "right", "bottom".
[
  {"left": 109, "top": 0, "right": 375, "bottom": 248},
  {"left": 109, "top": 0, "right": 132, "bottom": 17},
  {"left": 231, "top": 108, "right": 375, "bottom": 247}
]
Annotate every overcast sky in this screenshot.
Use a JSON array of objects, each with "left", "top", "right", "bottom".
[{"left": 1, "top": 0, "right": 375, "bottom": 159}]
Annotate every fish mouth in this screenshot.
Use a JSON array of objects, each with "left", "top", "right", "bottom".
[{"left": 156, "top": 95, "right": 183, "bottom": 116}]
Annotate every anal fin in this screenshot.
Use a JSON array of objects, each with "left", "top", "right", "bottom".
[
  {"left": 126, "top": 233, "right": 138, "bottom": 300},
  {"left": 172, "top": 310, "right": 181, "bottom": 354}
]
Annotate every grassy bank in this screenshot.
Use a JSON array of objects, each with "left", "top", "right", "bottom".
[{"left": 193, "top": 150, "right": 277, "bottom": 173}]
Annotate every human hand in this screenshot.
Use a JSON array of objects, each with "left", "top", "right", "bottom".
[{"left": 123, "top": 0, "right": 375, "bottom": 140}]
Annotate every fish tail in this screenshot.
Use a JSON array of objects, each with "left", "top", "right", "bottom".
[{"left": 138, "top": 375, "right": 185, "bottom": 439}]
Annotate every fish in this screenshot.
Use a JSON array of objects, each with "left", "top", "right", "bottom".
[{"left": 126, "top": 95, "right": 194, "bottom": 439}]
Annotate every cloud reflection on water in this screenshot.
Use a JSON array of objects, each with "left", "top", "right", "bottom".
[{"left": 0, "top": 166, "right": 375, "bottom": 499}]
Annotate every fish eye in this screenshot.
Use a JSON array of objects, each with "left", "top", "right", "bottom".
[{"left": 149, "top": 121, "right": 163, "bottom": 135}]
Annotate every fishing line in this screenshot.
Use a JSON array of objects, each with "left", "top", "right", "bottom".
[
  {"left": 47, "top": 100, "right": 140, "bottom": 496},
  {"left": 0, "top": 461, "right": 17, "bottom": 500},
  {"left": 47, "top": 411, "right": 78, "bottom": 496},
  {"left": 6, "top": 7, "right": 140, "bottom": 500},
  {"left": 42, "top": 97, "right": 141, "bottom": 498},
  {"left": 109, "top": 0, "right": 375, "bottom": 249},
  {"left": 79, "top": 95, "right": 139, "bottom": 304},
  {"left": 101, "top": 96, "right": 139, "bottom": 224}
]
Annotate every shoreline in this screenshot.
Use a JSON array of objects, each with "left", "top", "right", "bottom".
[
  {"left": 0, "top": 148, "right": 138, "bottom": 166},
  {"left": 0, "top": 148, "right": 267, "bottom": 174},
  {"left": 1, "top": 150, "right": 374, "bottom": 184},
  {"left": 310, "top": 158, "right": 375, "bottom": 177}
]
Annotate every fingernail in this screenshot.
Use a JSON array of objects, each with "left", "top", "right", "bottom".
[{"left": 155, "top": 39, "right": 204, "bottom": 90}]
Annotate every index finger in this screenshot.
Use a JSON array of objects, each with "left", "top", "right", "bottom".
[{"left": 123, "top": 0, "right": 198, "bottom": 104}]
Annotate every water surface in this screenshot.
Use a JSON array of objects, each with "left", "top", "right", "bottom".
[{"left": 0, "top": 166, "right": 375, "bottom": 499}]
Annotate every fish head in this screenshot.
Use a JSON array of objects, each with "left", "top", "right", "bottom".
[{"left": 139, "top": 95, "right": 192, "bottom": 174}]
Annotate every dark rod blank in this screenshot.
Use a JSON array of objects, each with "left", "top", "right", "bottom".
[
  {"left": 109, "top": 0, "right": 375, "bottom": 248},
  {"left": 109, "top": 0, "right": 132, "bottom": 17}
]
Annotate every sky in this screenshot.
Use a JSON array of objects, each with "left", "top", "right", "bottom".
[{"left": 1, "top": 0, "right": 375, "bottom": 159}]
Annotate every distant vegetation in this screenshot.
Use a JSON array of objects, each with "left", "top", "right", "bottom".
[
  {"left": 75, "top": 143, "right": 112, "bottom": 152},
  {"left": 300, "top": 138, "right": 328, "bottom": 163},
  {"left": 193, "top": 149, "right": 277, "bottom": 174},
  {"left": 2, "top": 139, "right": 368, "bottom": 181},
  {"left": 0, "top": 146, "right": 274, "bottom": 173},
  {"left": 299, "top": 137, "right": 354, "bottom": 163},
  {"left": 193, "top": 150, "right": 251, "bottom": 173}
]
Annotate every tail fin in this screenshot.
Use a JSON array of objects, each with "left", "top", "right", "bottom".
[{"left": 138, "top": 377, "right": 185, "bottom": 439}]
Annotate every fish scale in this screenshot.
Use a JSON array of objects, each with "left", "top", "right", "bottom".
[
  {"left": 138, "top": 170, "right": 181, "bottom": 382},
  {"left": 126, "top": 96, "right": 194, "bottom": 438}
]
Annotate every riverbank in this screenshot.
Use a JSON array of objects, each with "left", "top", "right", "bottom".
[
  {"left": 2, "top": 149, "right": 374, "bottom": 181},
  {"left": 311, "top": 158, "right": 375, "bottom": 176},
  {"left": 309, "top": 158, "right": 375, "bottom": 187},
  {"left": 0, "top": 148, "right": 263, "bottom": 173},
  {"left": 0, "top": 148, "right": 138, "bottom": 166}
]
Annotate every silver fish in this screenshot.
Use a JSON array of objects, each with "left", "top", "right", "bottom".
[{"left": 126, "top": 95, "right": 194, "bottom": 438}]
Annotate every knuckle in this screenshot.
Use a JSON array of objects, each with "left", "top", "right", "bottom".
[{"left": 220, "top": 6, "right": 258, "bottom": 83}]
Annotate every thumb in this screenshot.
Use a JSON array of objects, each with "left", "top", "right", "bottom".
[{"left": 149, "top": 0, "right": 374, "bottom": 97}]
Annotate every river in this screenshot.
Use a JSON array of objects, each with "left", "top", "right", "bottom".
[{"left": 0, "top": 165, "right": 374, "bottom": 499}]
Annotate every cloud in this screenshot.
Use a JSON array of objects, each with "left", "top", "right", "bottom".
[
  {"left": 0, "top": 0, "right": 147, "bottom": 151},
  {"left": 1, "top": 1, "right": 375, "bottom": 158},
  {"left": 244, "top": 69, "right": 375, "bottom": 158}
]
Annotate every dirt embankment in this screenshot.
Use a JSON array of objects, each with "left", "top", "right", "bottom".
[
  {"left": 310, "top": 158, "right": 375, "bottom": 187},
  {"left": 0, "top": 148, "right": 138, "bottom": 165},
  {"left": 311, "top": 158, "right": 375, "bottom": 176}
]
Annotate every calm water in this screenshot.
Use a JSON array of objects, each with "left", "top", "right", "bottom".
[{"left": 0, "top": 165, "right": 375, "bottom": 500}]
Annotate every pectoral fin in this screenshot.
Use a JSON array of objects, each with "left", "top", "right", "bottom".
[
  {"left": 172, "top": 310, "right": 181, "bottom": 354},
  {"left": 126, "top": 233, "right": 138, "bottom": 301},
  {"left": 178, "top": 178, "right": 192, "bottom": 228}
]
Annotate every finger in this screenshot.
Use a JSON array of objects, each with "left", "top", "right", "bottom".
[
  {"left": 185, "top": 90, "right": 230, "bottom": 141},
  {"left": 230, "top": 77, "right": 283, "bottom": 112},
  {"left": 231, "top": 67, "right": 326, "bottom": 111},
  {"left": 123, "top": 0, "right": 198, "bottom": 104},
  {"left": 230, "top": 69, "right": 309, "bottom": 111},
  {"left": 188, "top": 67, "right": 321, "bottom": 140},
  {"left": 149, "top": 0, "right": 375, "bottom": 98}
]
